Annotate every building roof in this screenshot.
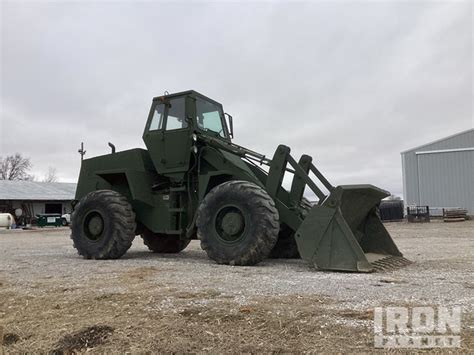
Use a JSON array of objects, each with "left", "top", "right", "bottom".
[
  {"left": 0, "top": 181, "right": 77, "bottom": 201},
  {"left": 400, "top": 128, "right": 474, "bottom": 154}
]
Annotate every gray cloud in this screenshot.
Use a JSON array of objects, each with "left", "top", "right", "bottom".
[{"left": 1, "top": 1, "right": 472, "bottom": 197}]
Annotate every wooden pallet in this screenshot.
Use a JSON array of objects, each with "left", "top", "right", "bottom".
[{"left": 443, "top": 208, "right": 468, "bottom": 222}]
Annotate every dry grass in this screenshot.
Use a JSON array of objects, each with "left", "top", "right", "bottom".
[
  {"left": 0, "top": 267, "right": 374, "bottom": 353},
  {"left": 2, "top": 279, "right": 472, "bottom": 353},
  {"left": 1, "top": 222, "right": 473, "bottom": 353},
  {"left": 0, "top": 286, "right": 344, "bottom": 352}
]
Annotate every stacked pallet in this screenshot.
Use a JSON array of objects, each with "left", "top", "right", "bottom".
[{"left": 443, "top": 208, "right": 468, "bottom": 222}]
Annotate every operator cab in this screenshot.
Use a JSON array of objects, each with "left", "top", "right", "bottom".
[{"left": 143, "top": 90, "right": 232, "bottom": 176}]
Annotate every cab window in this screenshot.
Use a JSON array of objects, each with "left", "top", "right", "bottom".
[
  {"left": 166, "top": 97, "right": 187, "bottom": 130},
  {"left": 149, "top": 103, "right": 165, "bottom": 130},
  {"left": 196, "top": 98, "right": 226, "bottom": 138},
  {"left": 149, "top": 98, "right": 187, "bottom": 131}
]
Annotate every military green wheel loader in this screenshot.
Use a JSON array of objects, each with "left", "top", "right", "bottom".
[{"left": 71, "top": 90, "right": 410, "bottom": 272}]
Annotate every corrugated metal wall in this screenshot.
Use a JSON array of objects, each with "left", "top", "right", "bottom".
[{"left": 401, "top": 129, "right": 474, "bottom": 214}]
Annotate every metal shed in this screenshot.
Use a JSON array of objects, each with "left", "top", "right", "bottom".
[
  {"left": 401, "top": 129, "right": 474, "bottom": 215},
  {"left": 0, "top": 181, "right": 77, "bottom": 216}
]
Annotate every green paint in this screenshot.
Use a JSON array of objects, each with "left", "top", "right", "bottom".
[{"left": 75, "top": 90, "right": 404, "bottom": 272}]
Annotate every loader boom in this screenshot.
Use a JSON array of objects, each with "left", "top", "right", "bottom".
[{"left": 198, "top": 138, "right": 410, "bottom": 272}]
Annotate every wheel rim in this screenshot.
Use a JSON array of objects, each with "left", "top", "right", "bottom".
[
  {"left": 214, "top": 205, "right": 246, "bottom": 242},
  {"left": 83, "top": 211, "right": 104, "bottom": 241}
]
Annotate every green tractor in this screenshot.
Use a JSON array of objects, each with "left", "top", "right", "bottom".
[{"left": 71, "top": 90, "right": 409, "bottom": 272}]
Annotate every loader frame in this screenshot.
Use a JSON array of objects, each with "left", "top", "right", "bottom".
[
  {"left": 198, "top": 137, "right": 408, "bottom": 272},
  {"left": 74, "top": 90, "right": 409, "bottom": 272}
]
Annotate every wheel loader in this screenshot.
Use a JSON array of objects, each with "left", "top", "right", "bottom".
[{"left": 71, "top": 90, "right": 410, "bottom": 272}]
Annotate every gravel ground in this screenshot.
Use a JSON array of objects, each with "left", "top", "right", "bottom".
[{"left": 0, "top": 220, "right": 473, "bottom": 353}]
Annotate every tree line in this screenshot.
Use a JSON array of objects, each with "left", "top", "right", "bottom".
[{"left": 0, "top": 153, "right": 58, "bottom": 182}]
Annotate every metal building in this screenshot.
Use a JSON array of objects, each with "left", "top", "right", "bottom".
[
  {"left": 401, "top": 128, "right": 474, "bottom": 215},
  {"left": 0, "top": 181, "right": 77, "bottom": 216}
]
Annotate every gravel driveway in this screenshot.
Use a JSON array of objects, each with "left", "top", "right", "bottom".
[{"left": 0, "top": 220, "right": 472, "bottom": 352}]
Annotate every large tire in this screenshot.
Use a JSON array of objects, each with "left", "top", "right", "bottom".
[
  {"left": 71, "top": 190, "right": 136, "bottom": 259},
  {"left": 141, "top": 230, "right": 190, "bottom": 253},
  {"left": 196, "top": 180, "right": 279, "bottom": 266},
  {"left": 269, "top": 197, "right": 312, "bottom": 259}
]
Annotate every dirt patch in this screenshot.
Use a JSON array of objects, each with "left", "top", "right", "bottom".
[
  {"left": 3, "top": 332, "right": 20, "bottom": 346},
  {"left": 337, "top": 309, "right": 374, "bottom": 321},
  {"left": 93, "top": 293, "right": 122, "bottom": 301},
  {"left": 51, "top": 325, "right": 114, "bottom": 354}
]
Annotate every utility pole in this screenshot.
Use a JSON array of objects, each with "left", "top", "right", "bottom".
[{"left": 78, "top": 142, "right": 86, "bottom": 163}]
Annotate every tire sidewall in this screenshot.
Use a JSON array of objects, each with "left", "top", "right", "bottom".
[
  {"left": 71, "top": 192, "right": 122, "bottom": 257},
  {"left": 197, "top": 182, "right": 279, "bottom": 264}
]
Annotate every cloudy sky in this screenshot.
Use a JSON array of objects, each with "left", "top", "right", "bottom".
[{"left": 1, "top": 0, "right": 472, "bottom": 197}]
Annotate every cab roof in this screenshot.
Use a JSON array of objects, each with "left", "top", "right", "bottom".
[{"left": 152, "top": 90, "right": 223, "bottom": 107}]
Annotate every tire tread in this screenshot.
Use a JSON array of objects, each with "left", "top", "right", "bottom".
[
  {"left": 70, "top": 190, "right": 136, "bottom": 259},
  {"left": 197, "top": 181, "right": 279, "bottom": 266}
]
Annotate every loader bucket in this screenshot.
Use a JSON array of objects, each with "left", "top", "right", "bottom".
[{"left": 294, "top": 185, "right": 411, "bottom": 272}]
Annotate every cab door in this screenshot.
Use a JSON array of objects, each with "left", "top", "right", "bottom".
[{"left": 143, "top": 96, "right": 192, "bottom": 176}]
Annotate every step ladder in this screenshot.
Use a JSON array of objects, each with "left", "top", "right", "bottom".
[{"left": 166, "top": 185, "right": 187, "bottom": 235}]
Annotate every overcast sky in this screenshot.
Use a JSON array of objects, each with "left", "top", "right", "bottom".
[{"left": 1, "top": 0, "right": 472, "bottom": 197}]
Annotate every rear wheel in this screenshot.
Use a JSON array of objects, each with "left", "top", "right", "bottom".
[
  {"left": 197, "top": 181, "right": 279, "bottom": 266},
  {"left": 70, "top": 190, "right": 136, "bottom": 259},
  {"left": 141, "top": 230, "right": 190, "bottom": 253},
  {"left": 269, "top": 197, "right": 312, "bottom": 259}
]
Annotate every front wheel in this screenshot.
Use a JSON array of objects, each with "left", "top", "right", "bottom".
[
  {"left": 196, "top": 181, "right": 279, "bottom": 266},
  {"left": 70, "top": 190, "right": 136, "bottom": 259}
]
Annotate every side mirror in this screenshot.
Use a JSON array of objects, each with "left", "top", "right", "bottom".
[{"left": 225, "top": 113, "right": 234, "bottom": 138}]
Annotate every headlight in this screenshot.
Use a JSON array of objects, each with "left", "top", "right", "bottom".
[{"left": 192, "top": 133, "right": 197, "bottom": 141}]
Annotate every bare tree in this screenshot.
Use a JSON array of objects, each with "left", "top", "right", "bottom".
[
  {"left": 0, "top": 153, "right": 34, "bottom": 180},
  {"left": 43, "top": 167, "right": 58, "bottom": 183}
]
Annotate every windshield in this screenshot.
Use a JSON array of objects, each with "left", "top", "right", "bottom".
[{"left": 196, "top": 98, "right": 226, "bottom": 138}]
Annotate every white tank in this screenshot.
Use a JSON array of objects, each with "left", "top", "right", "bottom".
[{"left": 0, "top": 213, "right": 16, "bottom": 228}]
